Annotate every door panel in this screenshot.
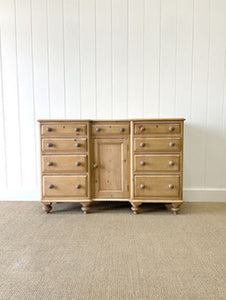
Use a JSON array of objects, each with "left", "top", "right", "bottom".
[{"left": 93, "top": 138, "right": 129, "bottom": 199}]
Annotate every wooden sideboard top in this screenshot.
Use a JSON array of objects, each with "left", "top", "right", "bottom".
[{"left": 38, "top": 118, "right": 185, "bottom": 122}]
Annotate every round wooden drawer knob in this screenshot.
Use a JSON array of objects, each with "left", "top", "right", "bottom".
[
  {"left": 93, "top": 163, "right": 98, "bottom": 169},
  {"left": 140, "top": 142, "right": 145, "bottom": 147},
  {"left": 96, "top": 127, "right": 101, "bottom": 132},
  {"left": 47, "top": 162, "right": 53, "bottom": 166},
  {"left": 140, "top": 184, "right": 145, "bottom": 189},
  {"left": 120, "top": 127, "right": 125, "bottom": 132},
  {"left": 168, "top": 184, "right": 174, "bottom": 189},
  {"left": 169, "top": 142, "right": 175, "bottom": 147},
  {"left": 74, "top": 127, "right": 80, "bottom": 132},
  {"left": 46, "top": 127, "right": 52, "bottom": 132},
  {"left": 169, "top": 126, "right": 175, "bottom": 131},
  {"left": 76, "top": 184, "right": 81, "bottom": 189},
  {"left": 140, "top": 127, "right": 145, "bottom": 132},
  {"left": 47, "top": 143, "right": 53, "bottom": 147},
  {"left": 169, "top": 161, "right": 175, "bottom": 166},
  {"left": 140, "top": 161, "right": 145, "bottom": 166},
  {"left": 48, "top": 184, "right": 54, "bottom": 189},
  {"left": 75, "top": 143, "right": 81, "bottom": 147},
  {"left": 76, "top": 161, "right": 81, "bottom": 166}
]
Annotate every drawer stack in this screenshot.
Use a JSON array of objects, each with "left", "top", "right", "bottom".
[
  {"left": 131, "top": 120, "right": 184, "bottom": 214},
  {"left": 40, "top": 121, "right": 91, "bottom": 213}
]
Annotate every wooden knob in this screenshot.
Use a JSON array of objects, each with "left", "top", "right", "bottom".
[
  {"left": 76, "top": 161, "right": 81, "bottom": 166},
  {"left": 140, "top": 127, "right": 145, "bottom": 132},
  {"left": 96, "top": 127, "right": 101, "bottom": 132},
  {"left": 48, "top": 184, "right": 54, "bottom": 189},
  {"left": 140, "top": 142, "right": 145, "bottom": 147},
  {"left": 76, "top": 184, "right": 81, "bottom": 189},
  {"left": 74, "top": 127, "right": 80, "bottom": 132},
  {"left": 169, "top": 126, "right": 175, "bottom": 131},
  {"left": 93, "top": 163, "right": 98, "bottom": 169},
  {"left": 75, "top": 143, "right": 81, "bottom": 147},
  {"left": 140, "top": 184, "right": 145, "bottom": 189},
  {"left": 46, "top": 127, "right": 52, "bottom": 132},
  {"left": 168, "top": 184, "right": 174, "bottom": 189},
  {"left": 47, "top": 143, "right": 53, "bottom": 147},
  {"left": 140, "top": 161, "right": 145, "bottom": 166},
  {"left": 47, "top": 162, "right": 53, "bottom": 166},
  {"left": 169, "top": 160, "right": 175, "bottom": 166},
  {"left": 169, "top": 142, "right": 175, "bottom": 147},
  {"left": 120, "top": 127, "right": 125, "bottom": 132}
]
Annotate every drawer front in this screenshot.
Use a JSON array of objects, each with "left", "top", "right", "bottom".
[
  {"left": 134, "top": 138, "right": 181, "bottom": 152},
  {"left": 134, "top": 123, "right": 181, "bottom": 135},
  {"left": 92, "top": 124, "right": 129, "bottom": 136},
  {"left": 42, "top": 155, "right": 87, "bottom": 173},
  {"left": 134, "top": 175, "right": 180, "bottom": 197},
  {"left": 41, "top": 124, "right": 87, "bottom": 137},
  {"left": 134, "top": 154, "right": 180, "bottom": 172},
  {"left": 42, "top": 138, "right": 87, "bottom": 153},
  {"left": 43, "top": 175, "right": 87, "bottom": 197}
]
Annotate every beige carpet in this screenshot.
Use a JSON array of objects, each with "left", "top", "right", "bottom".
[{"left": 0, "top": 201, "right": 226, "bottom": 300}]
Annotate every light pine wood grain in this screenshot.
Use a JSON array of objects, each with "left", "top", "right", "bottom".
[{"left": 39, "top": 119, "right": 184, "bottom": 214}]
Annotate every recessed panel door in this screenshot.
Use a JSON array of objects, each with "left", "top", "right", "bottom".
[{"left": 93, "top": 138, "right": 129, "bottom": 199}]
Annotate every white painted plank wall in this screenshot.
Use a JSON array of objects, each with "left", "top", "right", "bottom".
[
  {"left": 63, "top": 0, "right": 81, "bottom": 119},
  {"left": 143, "top": 0, "right": 160, "bottom": 118},
  {"left": 80, "top": 0, "right": 96, "bottom": 118},
  {"left": 112, "top": 0, "right": 128, "bottom": 118},
  {"left": 0, "top": 0, "right": 22, "bottom": 191},
  {"left": 159, "top": 0, "right": 177, "bottom": 117},
  {"left": 0, "top": 0, "right": 226, "bottom": 201}
]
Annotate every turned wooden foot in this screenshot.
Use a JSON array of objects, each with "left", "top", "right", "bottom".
[
  {"left": 42, "top": 202, "right": 52, "bottom": 213},
  {"left": 80, "top": 202, "right": 91, "bottom": 214},
  {"left": 171, "top": 203, "right": 182, "bottom": 215},
  {"left": 131, "top": 202, "right": 142, "bottom": 214}
]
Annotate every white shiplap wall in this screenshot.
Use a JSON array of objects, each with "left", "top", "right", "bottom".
[{"left": 0, "top": 0, "right": 226, "bottom": 201}]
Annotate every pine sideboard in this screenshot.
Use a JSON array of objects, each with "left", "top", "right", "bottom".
[{"left": 39, "top": 119, "right": 184, "bottom": 214}]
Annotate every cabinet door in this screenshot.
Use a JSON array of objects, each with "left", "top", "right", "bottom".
[{"left": 93, "top": 138, "right": 129, "bottom": 199}]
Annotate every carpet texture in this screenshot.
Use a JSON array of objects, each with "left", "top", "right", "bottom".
[{"left": 0, "top": 201, "right": 226, "bottom": 300}]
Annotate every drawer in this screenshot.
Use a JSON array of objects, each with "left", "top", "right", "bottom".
[
  {"left": 43, "top": 175, "right": 87, "bottom": 197},
  {"left": 134, "top": 154, "right": 180, "bottom": 172},
  {"left": 134, "top": 138, "right": 181, "bottom": 152},
  {"left": 41, "top": 124, "right": 87, "bottom": 137},
  {"left": 42, "top": 138, "right": 87, "bottom": 153},
  {"left": 92, "top": 124, "right": 129, "bottom": 136},
  {"left": 42, "top": 155, "right": 87, "bottom": 173},
  {"left": 134, "top": 123, "right": 181, "bottom": 135},
  {"left": 134, "top": 175, "right": 180, "bottom": 197}
]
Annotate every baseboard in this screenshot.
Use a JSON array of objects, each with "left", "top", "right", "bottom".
[
  {"left": 184, "top": 188, "right": 226, "bottom": 202},
  {"left": 0, "top": 188, "right": 226, "bottom": 202},
  {"left": 0, "top": 189, "right": 39, "bottom": 201}
]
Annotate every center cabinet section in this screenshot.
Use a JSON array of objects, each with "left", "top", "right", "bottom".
[{"left": 91, "top": 121, "right": 130, "bottom": 199}]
